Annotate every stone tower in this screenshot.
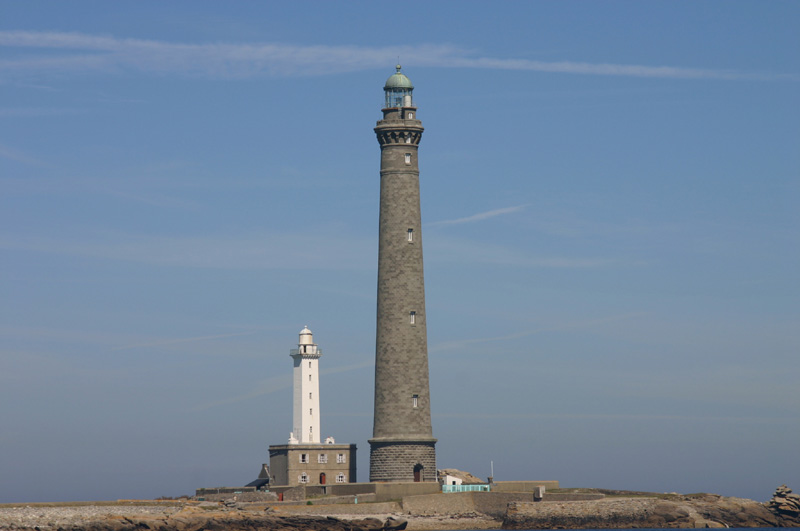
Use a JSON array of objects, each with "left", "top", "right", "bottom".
[
  {"left": 290, "top": 326, "right": 321, "bottom": 444},
  {"left": 369, "top": 65, "right": 436, "bottom": 482}
]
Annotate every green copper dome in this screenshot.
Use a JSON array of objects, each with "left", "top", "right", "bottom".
[{"left": 384, "top": 64, "right": 414, "bottom": 90}]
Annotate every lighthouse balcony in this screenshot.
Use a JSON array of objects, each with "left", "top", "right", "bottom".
[{"left": 290, "top": 348, "right": 322, "bottom": 356}]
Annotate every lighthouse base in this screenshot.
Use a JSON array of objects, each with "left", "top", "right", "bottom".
[{"left": 368, "top": 437, "right": 437, "bottom": 482}]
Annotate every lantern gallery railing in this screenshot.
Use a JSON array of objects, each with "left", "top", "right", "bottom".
[{"left": 290, "top": 348, "right": 323, "bottom": 356}]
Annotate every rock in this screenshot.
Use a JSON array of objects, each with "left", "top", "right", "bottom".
[
  {"left": 0, "top": 507, "right": 408, "bottom": 531},
  {"left": 383, "top": 516, "right": 408, "bottom": 530},
  {"left": 767, "top": 484, "right": 800, "bottom": 524},
  {"left": 503, "top": 494, "right": 794, "bottom": 530}
]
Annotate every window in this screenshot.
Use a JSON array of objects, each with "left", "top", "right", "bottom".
[
  {"left": 308, "top": 361, "right": 311, "bottom": 368},
  {"left": 336, "top": 473, "right": 346, "bottom": 483},
  {"left": 407, "top": 228, "right": 414, "bottom": 242},
  {"left": 309, "top": 392, "right": 312, "bottom": 399},
  {"left": 337, "top": 453, "right": 346, "bottom": 464},
  {"left": 404, "top": 153, "right": 411, "bottom": 164},
  {"left": 300, "top": 454, "right": 309, "bottom": 463},
  {"left": 412, "top": 394, "right": 419, "bottom": 408},
  {"left": 310, "top": 408, "right": 313, "bottom": 416},
  {"left": 309, "top": 374, "right": 311, "bottom": 381},
  {"left": 408, "top": 112, "right": 413, "bottom": 119},
  {"left": 318, "top": 454, "right": 328, "bottom": 464},
  {"left": 299, "top": 473, "right": 308, "bottom": 483},
  {"left": 405, "top": 136, "right": 411, "bottom": 144},
  {"left": 409, "top": 311, "right": 416, "bottom": 325}
]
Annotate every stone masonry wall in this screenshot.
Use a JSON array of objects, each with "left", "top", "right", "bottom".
[
  {"left": 401, "top": 491, "right": 536, "bottom": 518},
  {"left": 369, "top": 442, "right": 436, "bottom": 483}
]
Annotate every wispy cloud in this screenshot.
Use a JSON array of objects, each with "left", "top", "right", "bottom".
[
  {"left": 0, "top": 229, "right": 373, "bottom": 271},
  {"left": 431, "top": 205, "right": 528, "bottom": 226},
  {"left": 430, "top": 312, "right": 643, "bottom": 352},
  {"left": 0, "top": 142, "right": 49, "bottom": 166},
  {"left": 0, "top": 30, "right": 783, "bottom": 80},
  {"left": 446, "top": 56, "right": 769, "bottom": 80},
  {"left": 434, "top": 412, "right": 800, "bottom": 423},
  {"left": 0, "top": 107, "right": 82, "bottom": 117},
  {"left": 426, "top": 233, "right": 619, "bottom": 268},
  {"left": 113, "top": 330, "right": 264, "bottom": 351},
  {"left": 194, "top": 360, "right": 372, "bottom": 410}
]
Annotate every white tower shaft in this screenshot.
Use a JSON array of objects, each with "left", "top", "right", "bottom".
[{"left": 290, "top": 326, "right": 321, "bottom": 444}]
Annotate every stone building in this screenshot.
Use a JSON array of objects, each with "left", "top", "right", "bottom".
[
  {"left": 269, "top": 442, "right": 356, "bottom": 487},
  {"left": 370, "top": 66, "right": 437, "bottom": 482},
  {"left": 269, "top": 327, "right": 356, "bottom": 487}
]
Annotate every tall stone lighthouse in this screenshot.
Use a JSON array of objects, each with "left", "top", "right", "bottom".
[{"left": 370, "top": 65, "right": 436, "bottom": 482}]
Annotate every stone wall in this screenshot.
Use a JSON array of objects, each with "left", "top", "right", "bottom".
[
  {"left": 401, "top": 491, "right": 536, "bottom": 518},
  {"left": 195, "top": 491, "right": 278, "bottom": 502},
  {"left": 492, "top": 481, "right": 560, "bottom": 493},
  {"left": 544, "top": 493, "right": 605, "bottom": 501},
  {"left": 369, "top": 442, "right": 436, "bottom": 483},
  {"left": 268, "top": 482, "right": 439, "bottom": 503},
  {"left": 373, "top": 482, "right": 441, "bottom": 502},
  {"left": 320, "top": 484, "right": 377, "bottom": 497},
  {"left": 308, "top": 494, "right": 377, "bottom": 505},
  {"left": 271, "top": 501, "right": 402, "bottom": 515}
]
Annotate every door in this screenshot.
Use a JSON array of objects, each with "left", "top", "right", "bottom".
[
  {"left": 413, "top": 464, "right": 423, "bottom": 482},
  {"left": 320, "top": 473, "right": 326, "bottom": 485}
]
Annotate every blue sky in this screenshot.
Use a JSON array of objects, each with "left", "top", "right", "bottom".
[{"left": 1, "top": 1, "right": 798, "bottom": 503}]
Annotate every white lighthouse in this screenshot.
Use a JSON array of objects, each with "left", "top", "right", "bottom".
[
  {"left": 289, "top": 326, "right": 321, "bottom": 444},
  {"left": 268, "top": 325, "right": 356, "bottom": 486}
]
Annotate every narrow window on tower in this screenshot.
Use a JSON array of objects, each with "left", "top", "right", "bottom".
[
  {"left": 309, "top": 392, "right": 312, "bottom": 399},
  {"left": 309, "top": 374, "right": 312, "bottom": 381},
  {"left": 404, "top": 153, "right": 411, "bottom": 164},
  {"left": 409, "top": 311, "right": 416, "bottom": 325},
  {"left": 308, "top": 361, "right": 311, "bottom": 368},
  {"left": 412, "top": 394, "right": 419, "bottom": 408},
  {"left": 407, "top": 228, "right": 414, "bottom": 242},
  {"left": 405, "top": 136, "right": 412, "bottom": 144},
  {"left": 408, "top": 112, "right": 413, "bottom": 119},
  {"left": 310, "top": 408, "right": 313, "bottom": 416}
]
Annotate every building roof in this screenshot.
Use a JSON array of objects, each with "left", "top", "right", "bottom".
[
  {"left": 244, "top": 478, "right": 270, "bottom": 488},
  {"left": 384, "top": 65, "right": 413, "bottom": 90}
]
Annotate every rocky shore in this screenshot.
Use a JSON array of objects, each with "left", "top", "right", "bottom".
[
  {"left": 0, "top": 503, "right": 500, "bottom": 531},
  {"left": 0, "top": 504, "right": 416, "bottom": 531},
  {"left": 503, "top": 486, "right": 800, "bottom": 529},
  {"left": 2, "top": 486, "right": 798, "bottom": 531}
]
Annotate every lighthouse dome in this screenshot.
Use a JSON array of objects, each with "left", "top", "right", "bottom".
[
  {"left": 384, "top": 64, "right": 414, "bottom": 90},
  {"left": 298, "top": 325, "right": 313, "bottom": 345}
]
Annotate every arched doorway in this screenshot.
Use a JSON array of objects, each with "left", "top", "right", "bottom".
[
  {"left": 413, "top": 464, "right": 423, "bottom": 482},
  {"left": 319, "top": 472, "right": 326, "bottom": 485}
]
